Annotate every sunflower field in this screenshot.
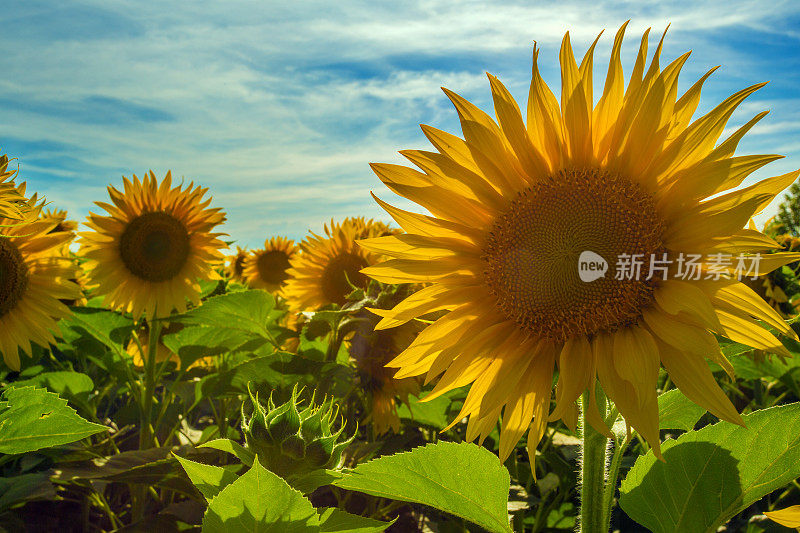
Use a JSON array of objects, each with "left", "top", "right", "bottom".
[{"left": 4, "top": 23, "right": 800, "bottom": 533}]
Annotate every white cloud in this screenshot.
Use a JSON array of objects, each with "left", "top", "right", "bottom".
[{"left": 2, "top": 0, "right": 800, "bottom": 245}]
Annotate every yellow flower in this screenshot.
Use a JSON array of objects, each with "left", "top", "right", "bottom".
[
  {"left": 283, "top": 217, "right": 391, "bottom": 311},
  {"left": 765, "top": 505, "right": 800, "bottom": 530},
  {"left": 225, "top": 246, "right": 249, "bottom": 282},
  {"left": 79, "top": 170, "right": 227, "bottom": 319},
  {"left": 351, "top": 308, "right": 422, "bottom": 435},
  {"left": 0, "top": 153, "right": 37, "bottom": 222},
  {"left": 0, "top": 210, "right": 80, "bottom": 370},
  {"left": 242, "top": 237, "right": 298, "bottom": 291},
  {"left": 359, "top": 24, "right": 800, "bottom": 461}
]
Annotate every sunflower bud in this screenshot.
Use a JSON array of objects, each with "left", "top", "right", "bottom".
[{"left": 241, "top": 384, "right": 354, "bottom": 477}]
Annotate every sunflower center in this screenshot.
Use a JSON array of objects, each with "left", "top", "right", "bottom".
[
  {"left": 482, "top": 168, "right": 665, "bottom": 341},
  {"left": 0, "top": 237, "right": 28, "bottom": 317},
  {"left": 257, "top": 250, "right": 291, "bottom": 287},
  {"left": 119, "top": 211, "right": 191, "bottom": 282},
  {"left": 320, "top": 252, "right": 368, "bottom": 305}
]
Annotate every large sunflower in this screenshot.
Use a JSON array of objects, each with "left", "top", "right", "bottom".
[
  {"left": 283, "top": 217, "right": 392, "bottom": 311},
  {"left": 242, "top": 237, "right": 298, "bottom": 291},
  {"left": 79, "top": 171, "right": 227, "bottom": 319},
  {"left": 359, "top": 24, "right": 800, "bottom": 461},
  {"left": 0, "top": 211, "right": 80, "bottom": 370}
]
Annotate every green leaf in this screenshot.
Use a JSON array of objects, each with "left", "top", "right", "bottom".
[
  {"left": 203, "top": 458, "right": 321, "bottom": 532},
  {"left": 397, "top": 389, "right": 462, "bottom": 428},
  {"left": 202, "top": 352, "right": 353, "bottom": 398},
  {"left": 620, "top": 403, "right": 800, "bottom": 533},
  {"left": 9, "top": 371, "right": 94, "bottom": 397},
  {"left": 162, "top": 325, "right": 262, "bottom": 369},
  {"left": 333, "top": 441, "right": 512, "bottom": 533},
  {"left": 174, "top": 454, "right": 239, "bottom": 502},
  {"left": 198, "top": 438, "right": 255, "bottom": 467},
  {"left": 174, "top": 290, "right": 280, "bottom": 340},
  {"left": 58, "top": 307, "right": 135, "bottom": 356},
  {"left": 658, "top": 389, "right": 705, "bottom": 431},
  {"left": 317, "top": 507, "right": 394, "bottom": 532},
  {"left": 0, "top": 387, "right": 107, "bottom": 454},
  {"left": 289, "top": 469, "right": 343, "bottom": 495},
  {"left": 0, "top": 473, "right": 56, "bottom": 513}
]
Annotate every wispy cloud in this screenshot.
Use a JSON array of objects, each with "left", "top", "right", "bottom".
[{"left": 2, "top": 0, "right": 799, "bottom": 244}]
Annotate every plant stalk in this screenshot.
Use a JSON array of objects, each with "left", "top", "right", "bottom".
[{"left": 579, "top": 390, "right": 610, "bottom": 533}]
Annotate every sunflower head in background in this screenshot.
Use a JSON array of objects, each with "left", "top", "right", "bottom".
[
  {"left": 41, "top": 208, "right": 78, "bottom": 234},
  {"left": 360, "top": 23, "right": 800, "bottom": 463},
  {"left": 0, "top": 153, "right": 39, "bottom": 222},
  {"left": 225, "top": 246, "right": 249, "bottom": 282},
  {"left": 79, "top": 170, "right": 227, "bottom": 319},
  {"left": 350, "top": 305, "right": 422, "bottom": 435},
  {"left": 0, "top": 195, "right": 80, "bottom": 370},
  {"left": 243, "top": 237, "right": 298, "bottom": 291},
  {"left": 283, "top": 217, "right": 393, "bottom": 312}
]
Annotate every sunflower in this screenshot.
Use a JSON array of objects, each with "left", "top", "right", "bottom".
[
  {"left": 225, "top": 246, "right": 249, "bottom": 282},
  {"left": 242, "top": 237, "right": 298, "bottom": 291},
  {"left": 350, "top": 304, "right": 422, "bottom": 435},
  {"left": 0, "top": 153, "right": 37, "bottom": 222},
  {"left": 283, "top": 217, "right": 393, "bottom": 311},
  {"left": 0, "top": 209, "right": 80, "bottom": 370},
  {"left": 79, "top": 170, "right": 227, "bottom": 319},
  {"left": 359, "top": 23, "right": 800, "bottom": 462}
]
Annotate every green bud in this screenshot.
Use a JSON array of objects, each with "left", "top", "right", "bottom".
[{"left": 241, "top": 383, "right": 352, "bottom": 478}]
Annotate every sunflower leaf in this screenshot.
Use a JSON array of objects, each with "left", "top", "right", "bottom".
[
  {"left": 0, "top": 386, "right": 107, "bottom": 454},
  {"left": 657, "top": 388, "right": 705, "bottom": 431},
  {"left": 619, "top": 402, "right": 800, "bottom": 532},
  {"left": 332, "top": 441, "right": 513, "bottom": 533},
  {"left": 202, "top": 458, "right": 321, "bottom": 532}
]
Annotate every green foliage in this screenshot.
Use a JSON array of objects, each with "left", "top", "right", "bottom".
[
  {"left": 620, "top": 403, "right": 800, "bottom": 532},
  {"left": 657, "top": 388, "right": 706, "bottom": 431},
  {"left": 775, "top": 180, "right": 800, "bottom": 236},
  {"left": 0, "top": 386, "right": 106, "bottom": 454},
  {"left": 333, "top": 441, "right": 513, "bottom": 533}
]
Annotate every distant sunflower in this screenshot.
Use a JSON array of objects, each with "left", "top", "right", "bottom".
[
  {"left": 41, "top": 208, "right": 78, "bottom": 234},
  {"left": 283, "top": 218, "right": 392, "bottom": 311},
  {"left": 0, "top": 212, "right": 80, "bottom": 370},
  {"left": 225, "top": 246, "right": 249, "bottom": 282},
  {"left": 351, "top": 311, "right": 422, "bottom": 435},
  {"left": 0, "top": 153, "right": 36, "bottom": 221},
  {"left": 242, "top": 237, "right": 297, "bottom": 291},
  {"left": 79, "top": 170, "right": 227, "bottom": 319},
  {"left": 360, "top": 24, "right": 800, "bottom": 461}
]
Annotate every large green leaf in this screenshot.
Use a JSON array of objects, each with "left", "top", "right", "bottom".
[
  {"left": 174, "top": 454, "right": 239, "bottom": 502},
  {"left": 333, "top": 441, "right": 512, "bottom": 533},
  {"left": 174, "top": 290, "right": 281, "bottom": 340},
  {"left": 162, "top": 325, "right": 262, "bottom": 369},
  {"left": 0, "top": 387, "right": 107, "bottom": 454},
  {"left": 658, "top": 389, "right": 705, "bottom": 431},
  {"left": 202, "top": 459, "right": 321, "bottom": 532},
  {"left": 620, "top": 403, "right": 800, "bottom": 533},
  {"left": 58, "top": 307, "right": 135, "bottom": 356}
]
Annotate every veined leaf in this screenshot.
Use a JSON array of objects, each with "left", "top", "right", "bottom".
[
  {"left": 174, "top": 454, "right": 239, "bottom": 502},
  {"left": 332, "top": 441, "right": 512, "bottom": 533},
  {"left": 202, "top": 459, "right": 320, "bottom": 532},
  {"left": 658, "top": 388, "right": 705, "bottom": 431},
  {"left": 620, "top": 403, "right": 800, "bottom": 533},
  {"left": 0, "top": 387, "right": 106, "bottom": 454}
]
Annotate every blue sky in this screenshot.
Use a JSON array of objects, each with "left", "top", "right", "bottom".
[{"left": 2, "top": 0, "right": 800, "bottom": 248}]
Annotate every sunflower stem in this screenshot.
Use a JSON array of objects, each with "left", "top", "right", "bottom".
[{"left": 579, "top": 390, "right": 610, "bottom": 533}]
